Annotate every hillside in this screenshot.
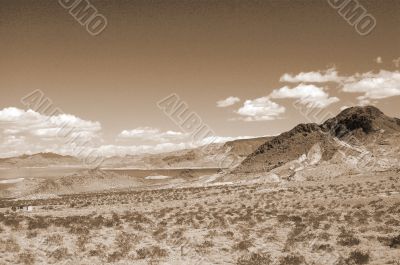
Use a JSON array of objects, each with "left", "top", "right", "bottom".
[
  {"left": 101, "top": 136, "right": 271, "bottom": 169},
  {"left": 233, "top": 106, "right": 400, "bottom": 175},
  {"left": 0, "top": 153, "right": 81, "bottom": 168}
]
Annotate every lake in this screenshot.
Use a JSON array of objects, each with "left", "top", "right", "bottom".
[{"left": 0, "top": 167, "right": 221, "bottom": 180}]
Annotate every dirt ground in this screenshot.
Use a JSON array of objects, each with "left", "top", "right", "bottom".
[{"left": 0, "top": 169, "right": 399, "bottom": 265}]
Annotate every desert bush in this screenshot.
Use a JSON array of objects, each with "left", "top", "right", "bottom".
[
  {"left": 279, "top": 254, "right": 306, "bottom": 265},
  {"left": 195, "top": 240, "right": 214, "bottom": 254},
  {"left": 2, "top": 214, "right": 22, "bottom": 229},
  {"left": 233, "top": 240, "right": 253, "bottom": 251},
  {"left": 18, "top": 250, "right": 35, "bottom": 265},
  {"left": 26, "top": 230, "right": 38, "bottom": 239},
  {"left": 115, "top": 232, "right": 135, "bottom": 255},
  {"left": 27, "top": 216, "right": 50, "bottom": 230},
  {"left": 76, "top": 234, "right": 91, "bottom": 251},
  {"left": 45, "top": 234, "right": 64, "bottom": 245},
  {"left": 346, "top": 250, "right": 370, "bottom": 264},
  {"left": 89, "top": 243, "right": 107, "bottom": 258},
  {"left": 337, "top": 228, "right": 360, "bottom": 246},
  {"left": 237, "top": 252, "right": 271, "bottom": 265},
  {"left": 47, "top": 247, "right": 70, "bottom": 260},
  {"left": 136, "top": 246, "right": 168, "bottom": 259},
  {"left": 153, "top": 227, "right": 167, "bottom": 241},
  {"left": 0, "top": 238, "right": 20, "bottom": 252},
  {"left": 389, "top": 234, "right": 400, "bottom": 248}
]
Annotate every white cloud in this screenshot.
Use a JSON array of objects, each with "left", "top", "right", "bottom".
[
  {"left": 375, "top": 56, "right": 383, "bottom": 64},
  {"left": 393, "top": 57, "right": 400, "bottom": 68},
  {"left": 236, "top": 97, "right": 286, "bottom": 121},
  {"left": 117, "top": 127, "right": 189, "bottom": 143},
  {"left": 280, "top": 68, "right": 342, "bottom": 83},
  {"left": 216, "top": 96, "right": 240, "bottom": 107},
  {"left": 270, "top": 84, "right": 340, "bottom": 108},
  {"left": 341, "top": 70, "right": 400, "bottom": 103},
  {"left": 0, "top": 107, "right": 102, "bottom": 158},
  {"left": 94, "top": 142, "right": 195, "bottom": 158},
  {"left": 0, "top": 107, "right": 101, "bottom": 139}
]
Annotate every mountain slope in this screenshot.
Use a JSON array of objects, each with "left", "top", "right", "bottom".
[
  {"left": 101, "top": 137, "right": 271, "bottom": 169},
  {"left": 0, "top": 153, "right": 81, "bottom": 168},
  {"left": 233, "top": 106, "right": 400, "bottom": 174}
]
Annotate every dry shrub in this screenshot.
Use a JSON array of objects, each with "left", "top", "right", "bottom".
[
  {"left": 2, "top": 214, "right": 22, "bottom": 229},
  {"left": 18, "top": 250, "right": 35, "bottom": 265},
  {"left": 389, "top": 234, "right": 400, "bottom": 248},
  {"left": 27, "top": 216, "right": 50, "bottom": 230},
  {"left": 346, "top": 250, "right": 370, "bottom": 264},
  {"left": 337, "top": 227, "right": 360, "bottom": 246},
  {"left": 115, "top": 232, "right": 136, "bottom": 255},
  {"left": 26, "top": 230, "right": 38, "bottom": 239},
  {"left": 233, "top": 240, "right": 253, "bottom": 251},
  {"left": 279, "top": 254, "right": 306, "bottom": 265},
  {"left": 45, "top": 234, "right": 64, "bottom": 245},
  {"left": 237, "top": 253, "right": 271, "bottom": 265},
  {"left": 0, "top": 238, "right": 20, "bottom": 252},
  {"left": 136, "top": 246, "right": 168, "bottom": 259},
  {"left": 89, "top": 243, "right": 107, "bottom": 258},
  {"left": 47, "top": 247, "right": 70, "bottom": 260},
  {"left": 76, "top": 234, "right": 91, "bottom": 251},
  {"left": 195, "top": 240, "right": 214, "bottom": 254}
]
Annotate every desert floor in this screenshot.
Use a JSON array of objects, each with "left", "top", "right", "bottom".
[{"left": 0, "top": 169, "right": 399, "bottom": 265}]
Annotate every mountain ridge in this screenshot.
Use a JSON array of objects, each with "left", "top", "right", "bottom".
[{"left": 233, "top": 106, "right": 400, "bottom": 174}]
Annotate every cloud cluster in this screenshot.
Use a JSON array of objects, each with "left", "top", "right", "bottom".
[
  {"left": 0, "top": 107, "right": 102, "bottom": 158},
  {"left": 236, "top": 97, "right": 286, "bottom": 121},
  {"left": 394, "top": 57, "right": 400, "bottom": 68},
  {"left": 232, "top": 67, "right": 400, "bottom": 121},
  {"left": 117, "top": 127, "right": 189, "bottom": 143},
  {"left": 0, "top": 107, "right": 101, "bottom": 140},
  {"left": 270, "top": 84, "right": 339, "bottom": 108},
  {"left": 341, "top": 70, "right": 400, "bottom": 105},
  {"left": 216, "top": 96, "right": 240, "bottom": 107},
  {"left": 280, "top": 68, "right": 341, "bottom": 83},
  {"left": 375, "top": 56, "right": 383, "bottom": 64}
]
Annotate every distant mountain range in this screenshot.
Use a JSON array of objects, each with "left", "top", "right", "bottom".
[
  {"left": 0, "top": 153, "right": 81, "bottom": 168},
  {"left": 1, "top": 106, "right": 399, "bottom": 172}
]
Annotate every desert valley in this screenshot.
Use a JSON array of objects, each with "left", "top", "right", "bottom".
[{"left": 0, "top": 106, "right": 399, "bottom": 265}]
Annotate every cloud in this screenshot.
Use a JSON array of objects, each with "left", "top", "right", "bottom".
[
  {"left": 0, "top": 107, "right": 102, "bottom": 158},
  {"left": 216, "top": 96, "right": 240, "bottom": 107},
  {"left": 280, "top": 68, "right": 400, "bottom": 106},
  {"left": 393, "top": 57, "right": 400, "bottom": 68},
  {"left": 375, "top": 56, "right": 383, "bottom": 64},
  {"left": 94, "top": 142, "right": 195, "bottom": 158},
  {"left": 0, "top": 107, "right": 101, "bottom": 139},
  {"left": 236, "top": 97, "right": 286, "bottom": 121},
  {"left": 117, "top": 127, "right": 189, "bottom": 143},
  {"left": 341, "top": 70, "right": 400, "bottom": 103},
  {"left": 270, "top": 84, "right": 340, "bottom": 108},
  {"left": 280, "top": 68, "right": 342, "bottom": 83}
]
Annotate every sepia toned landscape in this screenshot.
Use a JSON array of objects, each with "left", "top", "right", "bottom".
[
  {"left": 1, "top": 106, "right": 400, "bottom": 264},
  {"left": 1, "top": 0, "right": 400, "bottom": 264}
]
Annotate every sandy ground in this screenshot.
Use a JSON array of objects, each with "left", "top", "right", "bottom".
[{"left": 0, "top": 169, "right": 399, "bottom": 265}]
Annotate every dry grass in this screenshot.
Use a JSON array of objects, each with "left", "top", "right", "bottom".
[{"left": 0, "top": 170, "right": 399, "bottom": 264}]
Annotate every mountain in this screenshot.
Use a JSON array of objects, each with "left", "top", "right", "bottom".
[
  {"left": 233, "top": 106, "right": 400, "bottom": 175},
  {"left": 101, "top": 136, "right": 271, "bottom": 169},
  {"left": 0, "top": 152, "right": 81, "bottom": 168},
  {"left": 321, "top": 105, "right": 400, "bottom": 138}
]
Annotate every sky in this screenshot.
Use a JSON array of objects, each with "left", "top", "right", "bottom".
[{"left": 0, "top": 0, "right": 399, "bottom": 158}]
